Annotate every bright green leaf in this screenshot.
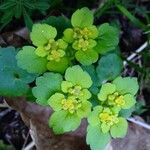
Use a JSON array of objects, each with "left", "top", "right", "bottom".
[
  {"left": 98, "top": 83, "right": 116, "bottom": 101},
  {"left": 88, "top": 106, "right": 103, "bottom": 126},
  {"left": 123, "top": 94, "right": 136, "bottom": 109},
  {"left": 113, "top": 76, "right": 139, "bottom": 95},
  {"left": 95, "top": 23, "right": 119, "bottom": 54},
  {"left": 96, "top": 53, "right": 123, "bottom": 84},
  {"left": 30, "top": 24, "right": 57, "bottom": 46},
  {"left": 71, "top": 7, "right": 94, "bottom": 28},
  {"left": 16, "top": 46, "right": 47, "bottom": 74},
  {"left": 49, "top": 111, "right": 81, "bottom": 134},
  {"left": 47, "top": 57, "right": 69, "bottom": 74},
  {"left": 48, "top": 93, "right": 64, "bottom": 111},
  {"left": 75, "top": 49, "right": 98, "bottom": 65},
  {"left": 86, "top": 125, "right": 111, "bottom": 150},
  {"left": 32, "top": 72, "right": 62, "bottom": 106},
  {"left": 65, "top": 65, "right": 92, "bottom": 88},
  {"left": 110, "top": 117, "right": 128, "bottom": 138},
  {"left": 77, "top": 101, "right": 92, "bottom": 118}
]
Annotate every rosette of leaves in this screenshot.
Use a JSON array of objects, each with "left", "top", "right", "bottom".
[
  {"left": 63, "top": 7, "right": 119, "bottom": 65},
  {"left": 86, "top": 76, "right": 139, "bottom": 150},
  {"left": 16, "top": 24, "right": 69, "bottom": 74},
  {"left": 48, "top": 65, "right": 92, "bottom": 134}
]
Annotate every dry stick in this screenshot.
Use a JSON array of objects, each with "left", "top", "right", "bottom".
[
  {"left": 23, "top": 141, "right": 35, "bottom": 150},
  {"left": 123, "top": 41, "right": 148, "bottom": 66},
  {"left": 123, "top": 41, "right": 150, "bottom": 130},
  {"left": 127, "top": 118, "right": 150, "bottom": 130}
]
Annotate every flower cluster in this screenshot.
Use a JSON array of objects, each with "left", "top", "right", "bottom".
[
  {"left": 63, "top": 8, "right": 99, "bottom": 65},
  {"left": 15, "top": 6, "right": 139, "bottom": 150},
  {"left": 48, "top": 65, "right": 92, "bottom": 133},
  {"left": 16, "top": 7, "right": 119, "bottom": 75},
  {"left": 88, "top": 76, "right": 138, "bottom": 137},
  {"left": 29, "top": 24, "right": 69, "bottom": 73}
]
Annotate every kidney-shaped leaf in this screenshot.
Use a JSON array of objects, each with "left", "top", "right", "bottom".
[
  {"left": 0, "top": 47, "right": 37, "bottom": 96},
  {"left": 32, "top": 72, "right": 63, "bottom": 106}
]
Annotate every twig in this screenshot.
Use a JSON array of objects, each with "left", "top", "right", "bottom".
[
  {"left": 123, "top": 41, "right": 148, "bottom": 66},
  {"left": 22, "top": 131, "right": 30, "bottom": 149},
  {"left": 127, "top": 117, "right": 150, "bottom": 130},
  {"left": 23, "top": 141, "right": 35, "bottom": 150}
]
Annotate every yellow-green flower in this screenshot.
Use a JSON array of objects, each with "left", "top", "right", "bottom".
[
  {"left": 61, "top": 65, "right": 92, "bottom": 101},
  {"left": 47, "top": 65, "right": 93, "bottom": 134},
  {"left": 30, "top": 24, "right": 69, "bottom": 73},
  {"left": 48, "top": 92, "right": 92, "bottom": 134},
  {"left": 63, "top": 8, "right": 99, "bottom": 65},
  {"left": 97, "top": 77, "right": 138, "bottom": 110},
  {"left": 88, "top": 106, "right": 128, "bottom": 136}
]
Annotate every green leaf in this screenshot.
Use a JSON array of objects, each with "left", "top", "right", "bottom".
[
  {"left": 82, "top": 65, "right": 99, "bottom": 95},
  {"left": 65, "top": 65, "right": 92, "bottom": 88},
  {"left": 71, "top": 7, "right": 94, "bottom": 28},
  {"left": 47, "top": 57, "right": 69, "bottom": 74},
  {"left": 110, "top": 117, "right": 128, "bottom": 138},
  {"left": 88, "top": 106, "right": 103, "bottom": 126},
  {"left": 48, "top": 93, "right": 64, "bottom": 111},
  {"left": 75, "top": 49, "right": 98, "bottom": 65},
  {"left": 23, "top": 9, "right": 33, "bottom": 31},
  {"left": 96, "top": 53, "right": 123, "bottom": 84},
  {"left": 32, "top": 72, "right": 62, "bottom": 106},
  {"left": 0, "top": 47, "right": 36, "bottom": 96},
  {"left": 63, "top": 28, "right": 74, "bottom": 43},
  {"left": 77, "top": 101, "right": 92, "bottom": 118},
  {"left": 113, "top": 76, "right": 139, "bottom": 95},
  {"left": 0, "top": 2, "right": 15, "bottom": 10},
  {"left": 30, "top": 24, "right": 57, "bottom": 46},
  {"left": 98, "top": 83, "right": 116, "bottom": 101},
  {"left": 49, "top": 111, "right": 81, "bottom": 134},
  {"left": 42, "top": 16, "right": 71, "bottom": 39},
  {"left": 0, "top": 140, "right": 14, "bottom": 150},
  {"left": 119, "top": 107, "right": 135, "bottom": 118},
  {"left": 95, "top": 23, "right": 119, "bottom": 54},
  {"left": 16, "top": 46, "right": 47, "bottom": 74},
  {"left": 78, "top": 89, "right": 91, "bottom": 101},
  {"left": 86, "top": 125, "right": 111, "bottom": 150},
  {"left": 123, "top": 94, "right": 136, "bottom": 109},
  {"left": 116, "top": 5, "right": 146, "bottom": 30}
]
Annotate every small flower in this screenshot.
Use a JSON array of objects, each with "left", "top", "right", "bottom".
[
  {"left": 47, "top": 65, "right": 93, "bottom": 134},
  {"left": 99, "top": 108, "right": 119, "bottom": 133},
  {"left": 97, "top": 77, "right": 137, "bottom": 110},
  {"left": 35, "top": 38, "right": 67, "bottom": 62},
  {"left": 48, "top": 92, "right": 92, "bottom": 133},
  {"left": 61, "top": 96, "right": 82, "bottom": 114},
  {"left": 61, "top": 65, "right": 92, "bottom": 101},
  {"left": 88, "top": 106, "right": 128, "bottom": 135},
  {"left": 30, "top": 24, "right": 69, "bottom": 73},
  {"left": 63, "top": 8, "right": 99, "bottom": 65}
]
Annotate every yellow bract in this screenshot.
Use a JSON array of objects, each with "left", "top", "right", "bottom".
[
  {"left": 73, "top": 27, "right": 92, "bottom": 40},
  {"left": 115, "top": 95, "right": 125, "bottom": 107},
  {"left": 68, "top": 85, "right": 83, "bottom": 97},
  {"left": 61, "top": 97, "right": 82, "bottom": 114},
  {"left": 78, "top": 39, "right": 89, "bottom": 51},
  {"left": 108, "top": 92, "right": 125, "bottom": 107},
  {"left": 36, "top": 38, "right": 66, "bottom": 62},
  {"left": 72, "top": 27, "right": 96, "bottom": 51},
  {"left": 47, "top": 50, "right": 65, "bottom": 62},
  {"left": 99, "top": 109, "right": 119, "bottom": 126}
]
